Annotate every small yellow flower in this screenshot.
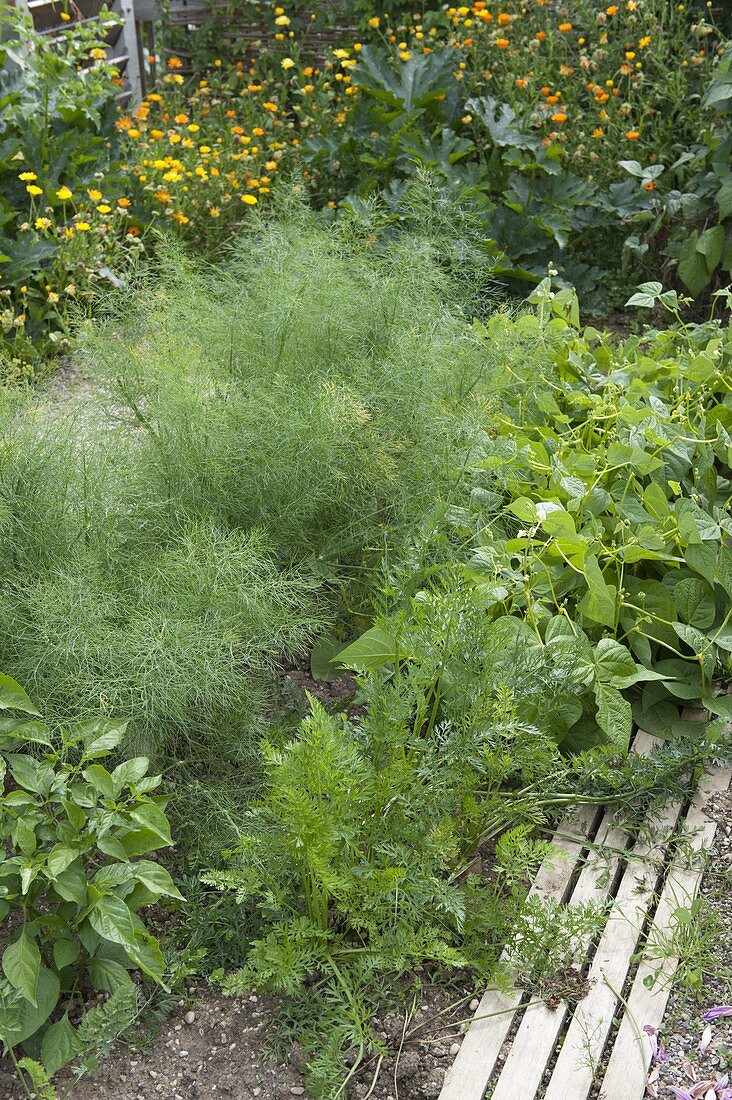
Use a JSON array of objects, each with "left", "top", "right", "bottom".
[
  {"left": 47, "top": 291, "right": 60, "bottom": 303},
  {"left": 281, "top": 57, "right": 296, "bottom": 69},
  {"left": 87, "top": 188, "right": 103, "bottom": 202},
  {"left": 242, "top": 194, "right": 258, "bottom": 205},
  {"left": 209, "top": 206, "right": 220, "bottom": 217},
  {"left": 275, "top": 14, "right": 291, "bottom": 25},
  {"left": 76, "top": 221, "right": 91, "bottom": 231},
  {"left": 59, "top": 11, "right": 70, "bottom": 20},
  {"left": 56, "top": 186, "right": 73, "bottom": 200},
  {"left": 187, "top": 123, "right": 200, "bottom": 132},
  {"left": 19, "top": 171, "right": 37, "bottom": 181},
  {"left": 26, "top": 184, "right": 43, "bottom": 196},
  {"left": 34, "top": 216, "right": 52, "bottom": 229},
  {"left": 368, "top": 16, "right": 380, "bottom": 27},
  {"left": 625, "top": 129, "right": 640, "bottom": 139},
  {"left": 96, "top": 204, "right": 112, "bottom": 214}
]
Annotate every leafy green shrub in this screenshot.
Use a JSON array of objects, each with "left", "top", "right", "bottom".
[
  {"left": 208, "top": 577, "right": 712, "bottom": 1094},
  {"left": 0, "top": 6, "right": 141, "bottom": 373},
  {"left": 367, "top": 279, "right": 732, "bottom": 748},
  {"left": 0, "top": 674, "right": 180, "bottom": 1075}
]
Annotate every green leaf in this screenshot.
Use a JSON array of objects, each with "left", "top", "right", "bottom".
[
  {"left": 0, "top": 721, "right": 52, "bottom": 747},
  {"left": 716, "top": 545, "right": 732, "bottom": 600},
  {"left": 717, "top": 178, "right": 732, "bottom": 221},
  {"left": 3, "top": 932, "right": 40, "bottom": 1006},
  {"left": 128, "top": 803, "right": 173, "bottom": 847},
  {"left": 678, "top": 232, "right": 711, "bottom": 297},
  {"left": 0, "top": 967, "right": 59, "bottom": 1047},
  {"left": 80, "top": 719, "right": 127, "bottom": 761},
  {"left": 88, "top": 895, "right": 137, "bottom": 948},
  {"left": 41, "top": 1014, "right": 78, "bottom": 1075},
  {"left": 578, "top": 555, "right": 617, "bottom": 628},
  {"left": 46, "top": 845, "right": 80, "bottom": 878},
  {"left": 702, "top": 694, "right": 732, "bottom": 720},
  {"left": 310, "top": 634, "right": 345, "bottom": 683},
  {"left": 132, "top": 861, "right": 184, "bottom": 901},
  {"left": 88, "top": 957, "right": 134, "bottom": 994},
  {"left": 673, "top": 577, "right": 716, "bottom": 629},
  {"left": 83, "top": 764, "right": 116, "bottom": 800},
  {"left": 595, "top": 683, "right": 632, "bottom": 752},
  {"left": 110, "top": 757, "right": 150, "bottom": 792},
  {"left": 685, "top": 542, "right": 717, "bottom": 584},
  {"left": 335, "top": 627, "right": 403, "bottom": 671},
  {"left": 0, "top": 674, "right": 40, "bottom": 715},
  {"left": 52, "top": 938, "right": 80, "bottom": 971},
  {"left": 593, "top": 638, "right": 637, "bottom": 685}
]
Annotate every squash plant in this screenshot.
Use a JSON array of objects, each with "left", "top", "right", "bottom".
[{"left": 0, "top": 674, "right": 181, "bottom": 1077}]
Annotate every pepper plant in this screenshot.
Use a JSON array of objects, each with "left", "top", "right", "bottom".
[{"left": 0, "top": 674, "right": 181, "bottom": 1077}]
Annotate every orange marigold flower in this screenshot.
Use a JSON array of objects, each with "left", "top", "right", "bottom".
[
  {"left": 625, "top": 129, "right": 640, "bottom": 139},
  {"left": 495, "top": 37, "right": 510, "bottom": 48},
  {"left": 591, "top": 127, "right": 604, "bottom": 137},
  {"left": 167, "top": 57, "right": 183, "bottom": 69},
  {"left": 536, "top": 31, "right": 546, "bottom": 40},
  {"left": 558, "top": 22, "right": 572, "bottom": 32},
  {"left": 551, "top": 112, "right": 567, "bottom": 122},
  {"left": 497, "top": 12, "right": 511, "bottom": 24},
  {"left": 643, "top": 179, "right": 655, "bottom": 190},
  {"left": 117, "top": 197, "right": 131, "bottom": 207},
  {"left": 606, "top": 4, "right": 618, "bottom": 12}
]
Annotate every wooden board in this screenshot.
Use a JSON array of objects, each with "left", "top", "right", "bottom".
[
  {"left": 439, "top": 726, "right": 730, "bottom": 1100},
  {"left": 439, "top": 803, "right": 599, "bottom": 1100}
]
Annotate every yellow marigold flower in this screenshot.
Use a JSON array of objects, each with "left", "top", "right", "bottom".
[
  {"left": 263, "top": 101, "right": 277, "bottom": 111},
  {"left": 400, "top": 50, "right": 411, "bottom": 60},
  {"left": 56, "top": 186, "right": 73, "bottom": 200},
  {"left": 303, "top": 83, "right": 314, "bottom": 93},
  {"left": 368, "top": 16, "right": 379, "bottom": 27},
  {"left": 275, "top": 14, "right": 291, "bottom": 25},
  {"left": 265, "top": 160, "right": 278, "bottom": 170},
  {"left": 154, "top": 189, "right": 172, "bottom": 202},
  {"left": 128, "top": 128, "right": 141, "bottom": 138},
  {"left": 48, "top": 291, "right": 60, "bottom": 303},
  {"left": 34, "top": 216, "right": 52, "bottom": 229},
  {"left": 87, "top": 188, "right": 103, "bottom": 201},
  {"left": 76, "top": 221, "right": 91, "bottom": 231},
  {"left": 495, "top": 38, "right": 509, "bottom": 48},
  {"left": 97, "top": 204, "right": 112, "bottom": 214},
  {"left": 209, "top": 206, "right": 220, "bottom": 216},
  {"left": 242, "top": 193, "right": 258, "bottom": 205},
  {"left": 59, "top": 11, "right": 70, "bottom": 20},
  {"left": 172, "top": 211, "right": 189, "bottom": 224},
  {"left": 90, "top": 48, "right": 106, "bottom": 60},
  {"left": 147, "top": 92, "right": 162, "bottom": 102},
  {"left": 187, "top": 123, "right": 200, "bottom": 132},
  {"left": 281, "top": 57, "right": 296, "bottom": 69},
  {"left": 170, "top": 134, "right": 182, "bottom": 144},
  {"left": 638, "top": 36, "right": 651, "bottom": 47},
  {"left": 558, "top": 22, "right": 572, "bottom": 32},
  {"left": 625, "top": 51, "right": 636, "bottom": 59},
  {"left": 625, "top": 129, "right": 640, "bottom": 139},
  {"left": 174, "top": 113, "right": 189, "bottom": 124},
  {"left": 150, "top": 129, "right": 165, "bottom": 139},
  {"left": 252, "top": 126, "right": 265, "bottom": 136},
  {"left": 19, "top": 171, "right": 37, "bottom": 181}
]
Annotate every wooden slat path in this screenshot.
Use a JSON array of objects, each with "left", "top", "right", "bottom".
[{"left": 439, "top": 729, "right": 731, "bottom": 1100}]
